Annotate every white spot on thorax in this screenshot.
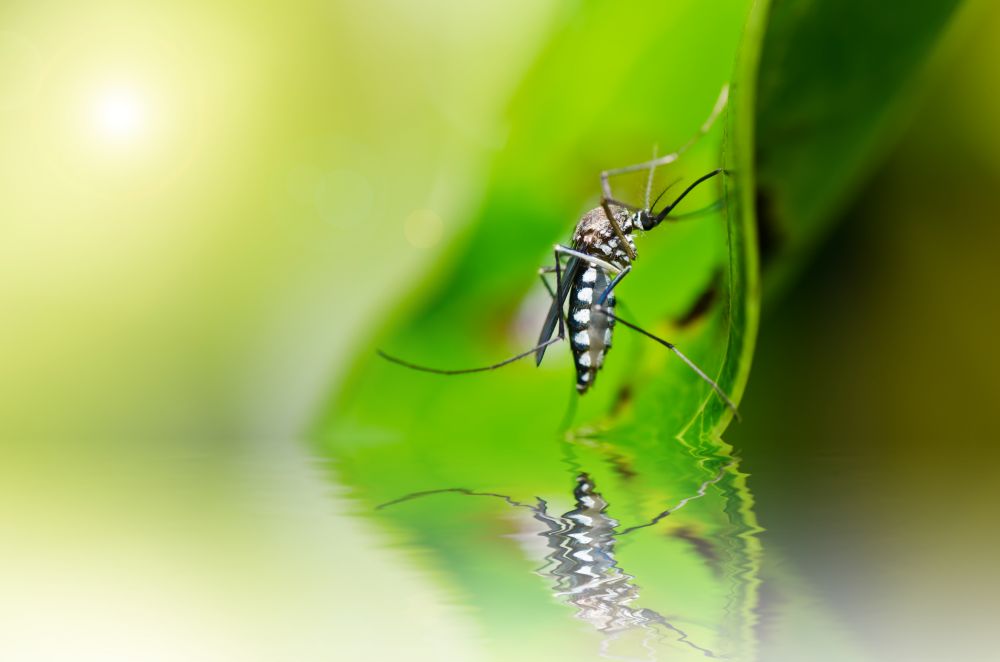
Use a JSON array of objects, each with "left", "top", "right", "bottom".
[
  {"left": 573, "top": 308, "right": 590, "bottom": 324},
  {"left": 576, "top": 287, "right": 592, "bottom": 303}
]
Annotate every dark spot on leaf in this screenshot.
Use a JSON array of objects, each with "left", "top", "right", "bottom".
[
  {"left": 671, "top": 525, "right": 721, "bottom": 574},
  {"left": 609, "top": 384, "right": 633, "bottom": 417},
  {"left": 606, "top": 451, "right": 637, "bottom": 481},
  {"left": 755, "top": 187, "right": 785, "bottom": 268},
  {"left": 674, "top": 270, "right": 721, "bottom": 328}
]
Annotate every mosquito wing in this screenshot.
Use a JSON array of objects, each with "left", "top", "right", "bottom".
[{"left": 535, "top": 256, "right": 580, "bottom": 365}]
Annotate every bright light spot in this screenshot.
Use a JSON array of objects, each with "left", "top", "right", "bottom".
[
  {"left": 91, "top": 86, "right": 146, "bottom": 143},
  {"left": 403, "top": 209, "right": 443, "bottom": 249}
]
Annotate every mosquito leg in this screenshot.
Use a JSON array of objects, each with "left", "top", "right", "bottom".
[
  {"left": 599, "top": 198, "right": 642, "bottom": 257},
  {"left": 601, "top": 199, "right": 636, "bottom": 260},
  {"left": 380, "top": 251, "right": 572, "bottom": 376},
  {"left": 538, "top": 248, "right": 570, "bottom": 337},
  {"left": 593, "top": 305, "right": 740, "bottom": 419},
  {"left": 552, "top": 247, "right": 566, "bottom": 339},
  {"left": 535, "top": 250, "right": 581, "bottom": 366},
  {"left": 538, "top": 269, "right": 556, "bottom": 299},
  {"left": 554, "top": 245, "right": 620, "bottom": 275},
  {"left": 539, "top": 243, "right": 572, "bottom": 275},
  {"left": 603, "top": 196, "right": 640, "bottom": 212},
  {"left": 378, "top": 336, "right": 563, "bottom": 376},
  {"left": 539, "top": 248, "right": 573, "bottom": 294},
  {"left": 596, "top": 265, "right": 631, "bottom": 306},
  {"left": 599, "top": 84, "right": 729, "bottom": 201},
  {"left": 381, "top": 251, "right": 567, "bottom": 374}
]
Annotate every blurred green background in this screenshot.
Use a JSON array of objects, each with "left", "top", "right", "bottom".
[{"left": 1, "top": 0, "right": 999, "bottom": 660}]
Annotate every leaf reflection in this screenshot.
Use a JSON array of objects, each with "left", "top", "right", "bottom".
[{"left": 361, "top": 433, "right": 759, "bottom": 661}]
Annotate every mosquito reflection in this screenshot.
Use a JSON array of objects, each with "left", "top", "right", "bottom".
[{"left": 379, "top": 467, "right": 728, "bottom": 659}]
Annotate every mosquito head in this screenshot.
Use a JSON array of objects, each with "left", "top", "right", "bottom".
[{"left": 635, "top": 209, "right": 656, "bottom": 232}]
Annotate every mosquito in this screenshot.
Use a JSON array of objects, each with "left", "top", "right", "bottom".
[{"left": 379, "top": 86, "right": 738, "bottom": 415}]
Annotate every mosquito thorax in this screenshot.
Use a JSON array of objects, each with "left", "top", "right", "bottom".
[{"left": 571, "top": 206, "right": 637, "bottom": 267}]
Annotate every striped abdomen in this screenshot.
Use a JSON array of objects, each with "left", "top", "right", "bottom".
[{"left": 568, "top": 264, "right": 616, "bottom": 393}]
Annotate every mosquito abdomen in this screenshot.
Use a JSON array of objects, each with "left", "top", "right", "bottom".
[{"left": 568, "top": 264, "right": 616, "bottom": 393}]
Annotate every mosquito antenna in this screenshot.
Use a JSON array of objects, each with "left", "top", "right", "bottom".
[
  {"left": 651, "top": 168, "right": 724, "bottom": 224},
  {"left": 378, "top": 336, "right": 562, "bottom": 375},
  {"left": 648, "top": 177, "right": 682, "bottom": 215},
  {"left": 594, "top": 306, "right": 740, "bottom": 420}
]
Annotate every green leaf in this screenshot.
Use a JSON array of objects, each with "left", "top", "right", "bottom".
[
  {"left": 317, "top": 0, "right": 762, "bottom": 464},
  {"left": 754, "top": 0, "right": 965, "bottom": 296},
  {"left": 314, "top": 0, "right": 769, "bottom": 657}
]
